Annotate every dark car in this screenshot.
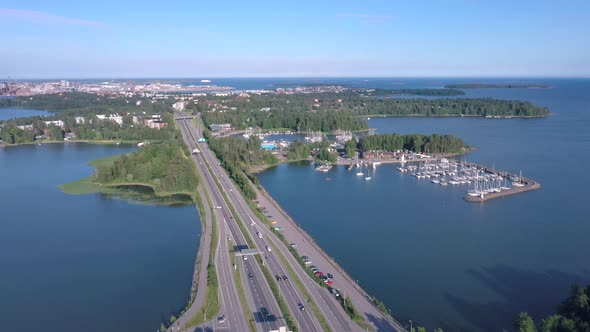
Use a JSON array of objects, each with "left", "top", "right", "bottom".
[
  {"left": 260, "top": 307, "right": 272, "bottom": 321},
  {"left": 248, "top": 272, "right": 253, "bottom": 279},
  {"left": 282, "top": 275, "right": 288, "bottom": 281},
  {"left": 327, "top": 273, "right": 334, "bottom": 279},
  {"left": 298, "top": 303, "right": 305, "bottom": 311},
  {"left": 275, "top": 275, "right": 281, "bottom": 281}
]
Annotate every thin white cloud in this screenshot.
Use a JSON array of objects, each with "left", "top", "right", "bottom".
[
  {"left": 338, "top": 13, "right": 393, "bottom": 24},
  {"left": 0, "top": 8, "right": 111, "bottom": 28}
]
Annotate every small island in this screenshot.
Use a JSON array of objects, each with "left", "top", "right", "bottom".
[
  {"left": 445, "top": 83, "right": 549, "bottom": 89},
  {"left": 61, "top": 141, "right": 198, "bottom": 205}
]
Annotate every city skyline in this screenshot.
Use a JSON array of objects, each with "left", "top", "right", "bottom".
[{"left": 1, "top": 0, "right": 589, "bottom": 78}]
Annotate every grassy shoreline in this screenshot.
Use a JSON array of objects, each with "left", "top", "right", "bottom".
[
  {"left": 60, "top": 153, "right": 195, "bottom": 205},
  {"left": 0, "top": 139, "right": 160, "bottom": 148}
]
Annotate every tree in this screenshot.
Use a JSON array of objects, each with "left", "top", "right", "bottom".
[
  {"left": 344, "top": 138, "right": 357, "bottom": 158},
  {"left": 159, "top": 322, "right": 166, "bottom": 332},
  {"left": 515, "top": 312, "right": 537, "bottom": 332}
]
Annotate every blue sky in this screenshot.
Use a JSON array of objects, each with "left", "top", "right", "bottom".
[{"left": 1, "top": 0, "right": 589, "bottom": 78}]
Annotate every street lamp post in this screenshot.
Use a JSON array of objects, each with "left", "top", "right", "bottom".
[{"left": 409, "top": 320, "right": 413, "bottom": 332}]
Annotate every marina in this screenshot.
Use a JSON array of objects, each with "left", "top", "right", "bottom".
[{"left": 393, "top": 158, "right": 541, "bottom": 202}]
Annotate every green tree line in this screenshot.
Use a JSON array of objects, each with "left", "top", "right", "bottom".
[
  {"left": 0, "top": 92, "right": 172, "bottom": 112},
  {"left": 197, "top": 91, "right": 549, "bottom": 133},
  {"left": 364, "top": 88, "right": 465, "bottom": 96},
  {"left": 358, "top": 134, "right": 469, "bottom": 154},
  {"left": 515, "top": 284, "right": 590, "bottom": 332}
]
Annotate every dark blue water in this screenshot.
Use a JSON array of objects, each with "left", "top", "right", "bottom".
[
  {"left": 0, "top": 107, "right": 52, "bottom": 120},
  {"left": 257, "top": 78, "right": 590, "bottom": 331},
  {"left": 0, "top": 143, "right": 199, "bottom": 332}
]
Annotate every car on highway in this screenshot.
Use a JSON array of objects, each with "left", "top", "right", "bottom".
[
  {"left": 282, "top": 275, "right": 288, "bottom": 281},
  {"left": 260, "top": 307, "right": 271, "bottom": 321},
  {"left": 248, "top": 272, "right": 253, "bottom": 279},
  {"left": 275, "top": 275, "right": 281, "bottom": 281},
  {"left": 298, "top": 303, "right": 305, "bottom": 311},
  {"left": 266, "top": 246, "right": 271, "bottom": 252},
  {"left": 243, "top": 256, "right": 248, "bottom": 261},
  {"left": 330, "top": 288, "right": 340, "bottom": 297},
  {"left": 217, "top": 315, "right": 226, "bottom": 324}
]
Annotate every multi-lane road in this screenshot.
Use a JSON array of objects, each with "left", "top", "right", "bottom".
[{"left": 175, "top": 112, "right": 405, "bottom": 332}]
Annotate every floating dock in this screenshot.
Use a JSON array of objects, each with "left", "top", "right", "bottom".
[{"left": 462, "top": 162, "right": 541, "bottom": 203}]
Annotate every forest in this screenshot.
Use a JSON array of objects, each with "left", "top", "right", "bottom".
[
  {"left": 199, "top": 91, "right": 550, "bottom": 132},
  {"left": 358, "top": 133, "right": 470, "bottom": 154},
  {"left": 94, "top": 141, "right": 198, "bottom": 196},
  {"left": 363, "top": 88, "right": 465, "bottom": 96},
  {"left": 0, "top": 92, "right": 172, "bottom": 113},
  {"left": 515, "top": 284, "right": 590, "bottom": 332},
  {"left": 207, "top": 135, "right": 278, "bottom": 199}
]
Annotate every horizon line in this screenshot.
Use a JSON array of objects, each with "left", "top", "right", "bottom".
[{"left": 3, "top": 75, "right": 590, "bottom": 81}]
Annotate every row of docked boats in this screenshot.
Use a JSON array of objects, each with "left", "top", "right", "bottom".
[{"left": 396, "top": 158, "right": 528, "bottom": 195}]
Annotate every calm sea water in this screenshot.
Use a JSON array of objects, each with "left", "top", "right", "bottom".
[
  {"left": 0, "top": 143, "right": 200, "bottom": 332},
  {"left": 0, "top": 107, "right": 52, "bottom": 120},
  {"left": 257, "top": 78, "right": 590, "bottom": 331}
]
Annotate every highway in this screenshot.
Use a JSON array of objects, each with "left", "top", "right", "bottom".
[
  {"left": 178, "top": 115, "right": 288, "bottom": 332},
  {"left": 177, "top": 112, "right": 405, "bottom": 332},
  {"left": 173, "top": 120, "right": 248, "bottom": 332}
]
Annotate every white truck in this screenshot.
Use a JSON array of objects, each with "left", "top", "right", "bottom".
[{"left": 192, "top": 148, "right": 200, "bottom": 154}]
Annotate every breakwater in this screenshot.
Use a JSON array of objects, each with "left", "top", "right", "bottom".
[{"left": 463, "top": 162, "right": 541, "bottom": 202}]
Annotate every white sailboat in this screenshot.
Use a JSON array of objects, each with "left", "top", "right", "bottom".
[
  {"left": 365, "top": 165, "right": 372, "bottom": 180},
  {"left": 512, "top": 170, "right": 525, "bottom": 187},
  {"left": 356, "top": 162, "right": 364, "bottom": 176}
]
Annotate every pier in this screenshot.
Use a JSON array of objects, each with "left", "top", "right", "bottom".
[{"left": 462, "top": 162, "right": 541, "bottom": 202}]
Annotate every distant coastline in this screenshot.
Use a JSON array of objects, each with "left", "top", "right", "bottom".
[{"left": 444, "top": 83, "right": 550, "bottom": 89}]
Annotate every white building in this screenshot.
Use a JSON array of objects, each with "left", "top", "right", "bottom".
[
  {"left": 44, "top": 120, "right": 64, "bottom": 128},
  {"left": 75, "top": 117, "right": 85, "bottom": 124},
  {"left": 96, "top": 114, "right": 123, "bottom": 125},
  {"left": 17, "top": 124, "right": 34, "bottom": 131},
  {"left": 173, "top": 101, "right": 188, "bottom": 111}
]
